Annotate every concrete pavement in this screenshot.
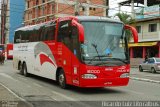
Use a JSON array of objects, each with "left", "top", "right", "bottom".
[
  {"left": 130, "top": 67, "right": 160, "bottom": 84},
  {"left": 0, "top": 83, "right": 19, "bottom": 101},
  {"left": 0, "top": 82, "right": 32, "bottom": 107},
  {"left": 0, "top": 61, "right": 32, "bottom": 107}
]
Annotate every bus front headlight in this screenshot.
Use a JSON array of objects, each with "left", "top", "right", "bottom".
[
  {"left": 82, "top": 74, "right": 97, "bottom": 79},
  {"left": 120, "top": 73, "right": 129, "bottom": 78}
]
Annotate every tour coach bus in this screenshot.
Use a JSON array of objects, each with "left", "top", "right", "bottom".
[
  {"left": 6, "top": 43, "right": 13, "bottom": 59},
  {"left": 13, "top": 16, "right": 138, "bottom": 88}
]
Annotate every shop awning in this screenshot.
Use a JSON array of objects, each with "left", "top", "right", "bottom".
[{"left": 128, "top": 42, "right": 157, "bottom": 47}]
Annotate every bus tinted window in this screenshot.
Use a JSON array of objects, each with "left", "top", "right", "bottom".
[
  {"left": 45, "top": 24, "right": 56, "bottom": 41},
  {"left": 21, "top": 31, "right": 29, "bottom": 43},
  {"left": 58, "top": 20, "right": 71, "bottom": 42},
  {"left": 14, "top": 31, "right": 21, "bottom": 43},
  {"left": 29, "top": 30, "right": 35, "bottom": 42},
  {"left": 14, "top": 21, "right": 56, "bottom": 43},
  {"left": 58, "top": 20, "right": 72, "bottom": 49},
  {"left": 40, "top": 26, "right": 46, "bottom": 41},
  {"left": 32, "top": 29, "right": 40, "bottom": 42}
]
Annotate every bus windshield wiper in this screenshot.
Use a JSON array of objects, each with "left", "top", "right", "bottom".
[
  {"left": 94, "top": 58, "right": 128, "bottom": 66},
  {"left": 88, "top": 43, "right": 103, "bottom": 64},
  {"left": 105, "top": 58, "right": 128, "bottom": 64}
]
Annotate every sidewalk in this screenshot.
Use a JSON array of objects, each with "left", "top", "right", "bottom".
[{"left": 0, "top": 83, "right": 32, "bottom": 107}]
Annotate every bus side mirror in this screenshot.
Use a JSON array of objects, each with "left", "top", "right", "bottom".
[
  {"left": 71, "top": 20, "right": 84, "bottom": 43},
  {"left": 125, "top": 25, "right": 138, "bottom": 43}
]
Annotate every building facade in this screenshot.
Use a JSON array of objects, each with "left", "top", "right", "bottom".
[
  {"left": 24, "top": 0, "right": 107, "bottom": 25},
  {"left": 129, "top": 17, "right": 160, "bottom": 58},
  {"left": 129, "top": 4, "right": 160, "bottom": 66},
  {"left": 9, "top": 0, "right": 25, "bottom": 43}
]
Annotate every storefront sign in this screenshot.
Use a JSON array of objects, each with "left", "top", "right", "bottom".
[
  {"left": 135, "top": 8, "right": 144, "bottom": 19},
  {"left": 144, "top": 5, "right": 160, "bottom": 18},
  {"left": 128, "top": 42, "right": 157, "bottom": 47}
]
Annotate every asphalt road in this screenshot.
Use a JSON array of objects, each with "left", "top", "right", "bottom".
[
  {"left": 0, "top": 61, "right": 160, "bottom": 107},
  {"left": 130, "top": 67, "right": 160, "bottom": 82}
]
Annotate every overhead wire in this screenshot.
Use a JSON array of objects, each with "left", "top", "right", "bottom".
[{"left": 1, "top": 0, "right": 159, "bottom": 20}]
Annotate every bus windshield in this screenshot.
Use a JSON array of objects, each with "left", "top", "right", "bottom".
[{"left": 80, "top": 21, "right": 129, "bottom": 66}]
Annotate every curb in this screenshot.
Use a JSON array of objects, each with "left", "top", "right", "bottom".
[{"left": 130, "top": 77, "right": 160, "bottom": 84}]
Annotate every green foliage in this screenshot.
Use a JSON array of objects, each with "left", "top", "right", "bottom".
[{"left": 114, "top": 13, "right": 135, "bottom": 41}]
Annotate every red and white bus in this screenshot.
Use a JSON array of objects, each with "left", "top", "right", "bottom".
[
  {"left": 6, "top": 43, "right": 13, "bottom": 59},
  {"left": 13, "top": 16, "right": 138, "bottom": 88}
]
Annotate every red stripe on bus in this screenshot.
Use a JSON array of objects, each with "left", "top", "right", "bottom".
[{"left": 39, "top": 54, "right": 56, "bottom": 67}]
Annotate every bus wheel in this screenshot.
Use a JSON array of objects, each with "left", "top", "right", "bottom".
[
  {"left": 19, "top": 63, "right": 24, "bottom": 75},
  {"left": 23, "top": 63, "right": 29, "bottom": 77},
  {"left": 58, "top": 70, "right": 67, "bottom": 89}
]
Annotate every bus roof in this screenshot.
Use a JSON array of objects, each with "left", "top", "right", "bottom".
[
  {"left": 76, "top": 16, "right": 123, "bottom": 23},
  {"left": 15, "top": 16, "right": 123, "bottom": 32},
  {"left": 15, "top": 21, "right": 55, "bottom": 32}
]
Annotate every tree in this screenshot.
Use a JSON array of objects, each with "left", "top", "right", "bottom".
[{"left": 114, "top": 12, "right": 135, "bottom": 41}]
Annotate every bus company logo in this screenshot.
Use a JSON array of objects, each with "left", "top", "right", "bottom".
[
  {"left": 87, "top": 70, "right": 100, "bottom": 73},
  {"left": 39, "top": 54, "right": 56, "bottom": 67},
  {"left": 105, "top": 68, "right": 113, "bottom": 71},
  {"left": 120, "top": 66, "right": 126, "bottom": 69},
  {"left": 117, "top": 66, "right": 127, "bottom": 72}
]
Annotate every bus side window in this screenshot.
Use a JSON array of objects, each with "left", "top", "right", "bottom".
[
  {"left": 40, "top": 28, "right": 46, "bottom": 41},
  {"left": 71, "top": 26, "right": 81, "bottom": 59},
  {"left": 71, "top": 26, "right": 78, "bottom": 39},
  {"left": 30, "top": 29, "right": 38, "bottom": 42},
  {"left": 34, "top": 30, "right": 40, "bottom": 42},
  {"left": 39, "top": 25, "right": 46, "bottom": 41},
  {"left": 29, "top": 30, "right": 34, "bottom": 42},
  {"left": 58, "top": 20, "right": 71, "bottom": 42},
  {"left": 14, "top": 31, "right": 21, "bottom": 43},
  {"left": 21, "top": 31, "right": 30, "bottom": 43},
  {"left": 45, "top": 25, "right": 56, "bottom": 41},
  {"left": 14, "top": 31, "right": 20, "bottom": 43},
  {"left": 58, "top": 20, "right": 72, "bottom": 50},
  {"left": 20, "top": 31, "right": 25, "bottom": 43}
]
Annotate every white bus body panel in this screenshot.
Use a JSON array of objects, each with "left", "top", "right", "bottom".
[{"left": 13, "top": 42, "right": 57, "bottom": 80}]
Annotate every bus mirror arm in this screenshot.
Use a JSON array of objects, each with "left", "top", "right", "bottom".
[
  {"left": 71, "top": 20, "right": 85, "bottom": 43},
  {"left": 125, "top": 25, "right": 138, "bottom": 43}
]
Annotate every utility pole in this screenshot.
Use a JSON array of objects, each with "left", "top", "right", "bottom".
[
  {"left": 75, "top": 0, "right": 79, "bottom": 16},
  {"left": 1, "top": 0, "right": 4, "bottom": 44},
  {"left": 0, "top": 1, "right": 3, "bottom": 44},
  {"left": 131, "top": 0, "right": 135, "bottom": 18},
  {"left": 106, "top": 0, "right": 109, "bottom": 16},
  {"left": 118, "top": 4, "right": 121, "bottom": 13},
  {"left": 144, "top": 0, "right": 148, "bottom": 7},
  {"left": 1, "top": 0, "right": 8, "bottom": 44}
]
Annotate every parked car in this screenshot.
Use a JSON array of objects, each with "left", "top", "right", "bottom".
[{"left": 139, "top": 57, "right": 160, "bottom": 73}]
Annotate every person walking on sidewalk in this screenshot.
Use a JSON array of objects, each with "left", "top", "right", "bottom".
[
  {"left": 145, "top": 54, "right": 149, "bottom": 62},
  {"left": 0, "top": 51, "right": 5, "bottom": 64}
]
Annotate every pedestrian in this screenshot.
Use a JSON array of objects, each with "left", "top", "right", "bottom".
[
  {"left": 145, "top": 54, "right": 148, "bottom": 62},
  {"left": 0, "top": 51, "right": 4, "bottom": 64}
]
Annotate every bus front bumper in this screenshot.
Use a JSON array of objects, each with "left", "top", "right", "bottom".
[{"left": 79, "top": 78, "right": 129, "bottom": 88}]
